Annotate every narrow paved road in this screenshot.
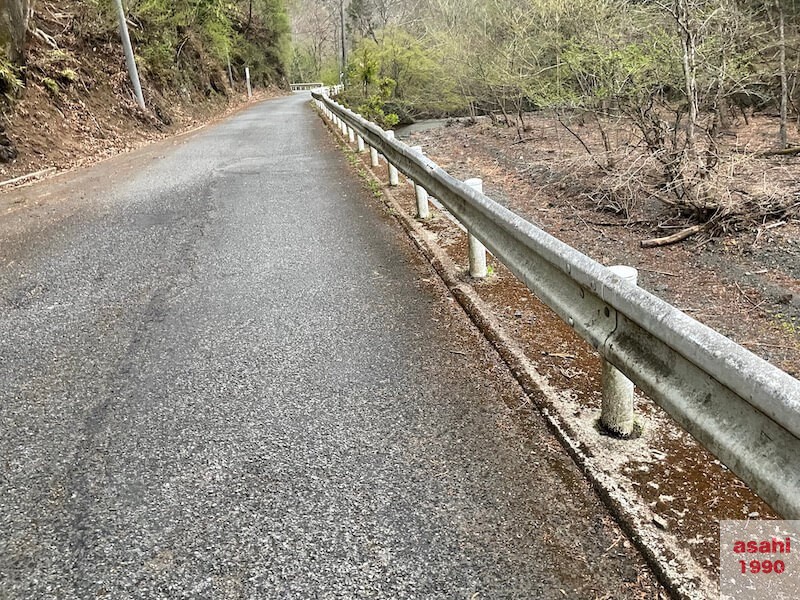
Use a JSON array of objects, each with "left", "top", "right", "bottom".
[{"left": 0, "top": 94, "right": 661, "bottom": 598}]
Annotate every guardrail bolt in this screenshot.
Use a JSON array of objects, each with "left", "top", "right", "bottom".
[
  {"left": 385, "top": 131, "right": 399, "bottom": 186},
  {"left": 600, "top": 265, "right": 639, "bottom": 438},
  {"left": 357, "top": 135, "right": 365, "bottom": 153},
  {"left": 465, "top": 178, "right": 488, "bottom": 278},
  {"left": 411, "top": 145, "right": 430, "bottom": 219}
]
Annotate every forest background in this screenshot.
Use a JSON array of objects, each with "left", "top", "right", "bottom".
[
  {"left": 291, "top": 0, "right": 800, "bottom": 232},
  {"left": 0, "top": 1, "right": 797, "bottom": 229}
]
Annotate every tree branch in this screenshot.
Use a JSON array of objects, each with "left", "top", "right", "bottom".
[{"left": 641, "top": 224, "right": 706, "bottom": 248}]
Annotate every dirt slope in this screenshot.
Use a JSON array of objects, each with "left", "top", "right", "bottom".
[
  {"left": 406, "top": 116, "right": 800, "bottom": 378},
  {"left": 0, "top": 1, "right": 284, "bottom": 184}
]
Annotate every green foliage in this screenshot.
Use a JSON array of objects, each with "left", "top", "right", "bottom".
[
  {"left": 341, "top": 28, "right": 466, "bottom": 121},
  {"left": 318, "top": 64, "right": 341, "bottom": 86},
  {"left": 352, "top": 76, "right": 399, "bottom": 128},
  {"left": 22, "top": 48, "right": 81, "bottom": 99},
  {"left": 37, "top": 49, "right": 82, "bottom": 82},
  {"left": 42, "top": 77, "right": 59, "bottom": 96},
  {"left": 139, "top": 37, "right": 175, "bottom": 81},
  {"left": 560, "top": 20, "right": 680, "bottom": 110},
  {"left": 350, "top": 44, "right": 378, "bottom": 95},
  {"left": 59, "top": 69, "right": 78, "bottom": 84},
  {"left": 0, "top": 56, "right": 24, "bottom": 98},
  {"left": 291, "top": 0, "right": 800, "bottom": 157},
  {"left": 86, "top": 0, "right": 289, "bottom": 92}
]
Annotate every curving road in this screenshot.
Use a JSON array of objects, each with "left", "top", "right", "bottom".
[{"left": 0, "top": 93, "right": 662, "bottom": 598}]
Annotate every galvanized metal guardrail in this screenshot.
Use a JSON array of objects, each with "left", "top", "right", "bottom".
[
  {"left": 311, "top": 89, "right": 800, "bottom": 519},
  {"left": 291, "top": 82, "right": 324, "bottom": 91}
]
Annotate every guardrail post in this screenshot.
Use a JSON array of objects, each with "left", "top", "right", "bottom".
[
  {"left": 357, "top": 135, "right": 365, "bottom": 153},
  {"left": 411, "top": 146, "right": 430, "bottom": 219},
  {"left": 465, "top": 178, "right": 488, "bottom": 278},
  {"left": 385, "top": 131, "right": 399, "bottom": 186},
  {"left": 369, "top": 145, "right": 379, "bottom": 167},
  {"left": 245, "top": 67, "right": 252, "bottom": 100},
  {"left": 600, "top": 265, "right": 639, "bottom": 438},
  {"left": 347, "top": 126, "right": 355, "bottom": 144}
]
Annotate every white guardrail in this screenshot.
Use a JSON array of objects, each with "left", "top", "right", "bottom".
[
  {"left": 310, "top": 87, "right": 800, "bottom": 519},
  {"left": 290, "top": 81, "right": 325, "bottom": 92}
]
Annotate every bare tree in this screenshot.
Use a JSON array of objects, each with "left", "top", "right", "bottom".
[{"left": 774, "top": 0, "right": 788, "bottom": 148}]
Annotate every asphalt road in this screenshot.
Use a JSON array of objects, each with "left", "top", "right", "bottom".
[{"left": 0, "top": 93, "right": 662, "bottom": 598}]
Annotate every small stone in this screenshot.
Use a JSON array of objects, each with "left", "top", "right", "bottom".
[{"left": 652, "top": 514, "right": 669, "bottom": 530}]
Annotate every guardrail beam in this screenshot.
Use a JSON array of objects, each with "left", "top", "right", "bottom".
[{"left": 310, "top": 90, "right": 800, "bottom": 518}]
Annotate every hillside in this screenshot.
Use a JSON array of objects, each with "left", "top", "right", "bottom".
[{"left": 0, "top": 0, "right": 290, "bottom": 183}]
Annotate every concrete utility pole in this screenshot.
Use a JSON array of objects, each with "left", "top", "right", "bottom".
[{"left": 112, "top": 0, "right": 145, "bottom": 110}]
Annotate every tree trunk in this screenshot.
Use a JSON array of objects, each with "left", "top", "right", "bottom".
[
  {"left": 0, "top": 0, "right": 32, "bottom": 64},
  {"left": 675, "top": 0, "right": 699, "bottom": 155},
  {"left": 339, "top": 0, "right": 346, "bottom": 79},
  {"left": 776, "top": 0, "right": 788, "bottom": 149}
]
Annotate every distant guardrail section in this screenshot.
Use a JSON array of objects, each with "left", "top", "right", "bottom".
[
  {"left": 290, "top": 82, "right": 324, "bottom": 91},
  {"left": 310, "top": 88, "right": 800, "bottom": 519}
]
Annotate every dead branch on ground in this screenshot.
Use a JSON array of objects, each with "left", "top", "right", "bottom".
[{"left": 641, "top": 224, "right": 706, "bottom": 248}]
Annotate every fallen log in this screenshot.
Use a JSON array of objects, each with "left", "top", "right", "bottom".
[
  {"left": 760, "top": 146, "right": 800, "bottom": 157},
  {"left": 640, "top": 224, "right": 706, "bottom": 248}
]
